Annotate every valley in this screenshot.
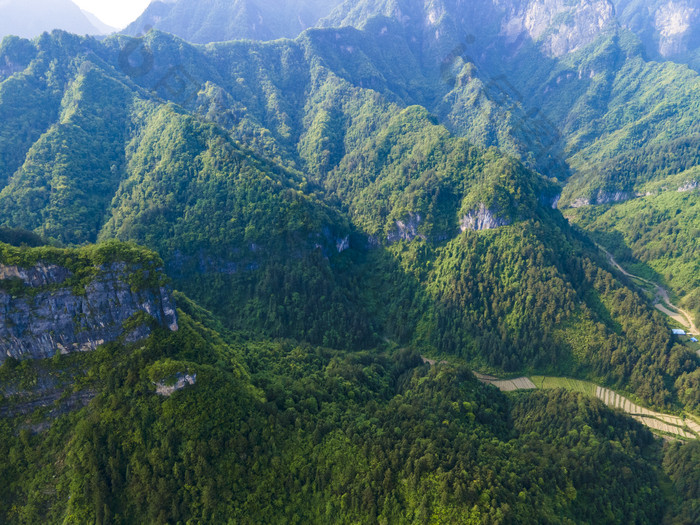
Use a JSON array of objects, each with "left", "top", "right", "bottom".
[{"left": 0, "top": 0, "right": 699, "bottom": 522}]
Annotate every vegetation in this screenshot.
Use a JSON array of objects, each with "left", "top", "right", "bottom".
[
  {"left": 0, "top": 240, "right": 167, "bottom": 295},
  {"left": 0, "top": 296, "right": 683, "bottom": 524},
  {"left": 0, "top": 29, "right": 697, "bottom": 413},
  {"left": 0, "top": 2, "right": 699, "bottom": 522},
  {"left": 569, "top": 189, "right": 700, "bottom": 327}
]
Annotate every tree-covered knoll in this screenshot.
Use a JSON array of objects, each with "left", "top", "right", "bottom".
[
  {"left": 0, "top": 290, "right": 681, "bottom": 524},
  {"left": 0, "top": 240, "right": 168, "bottom": 295}
]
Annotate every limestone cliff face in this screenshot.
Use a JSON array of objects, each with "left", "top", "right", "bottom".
[
  {"left": 614, "top": 0, "right": 699, "bottom": 64},
  {"left": 654, "top": 1, "right": 698, "bottom": 58},
  {"left": 325, "top": 0, "right": 617, "bottom": 58},
  {"left": 460, "top": 204, "right": 511, "bottom": 231},
  {"left": 0, "top": 262, "right": 178, "bottom": 363},
  {"left": 499, "top": 0, "right": 616, "bottom": 57},
  {"left": 387, "top": 213, "right": 427, "bottom": 243}
]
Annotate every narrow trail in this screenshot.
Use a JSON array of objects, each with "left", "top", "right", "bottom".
[{"left": 597, "top": 244, "right": 698, "bottom": 335}]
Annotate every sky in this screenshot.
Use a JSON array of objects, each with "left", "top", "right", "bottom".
[{"left": 73, "top": 0, "right": 152, "bottom": 29}]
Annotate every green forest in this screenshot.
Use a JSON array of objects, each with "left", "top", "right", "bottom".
[
  {"left": 1, "top": 288, "right": 696, "bottom": 524},
  {"left": 1, "top": 0, "right": 700, "bottom": 522}
]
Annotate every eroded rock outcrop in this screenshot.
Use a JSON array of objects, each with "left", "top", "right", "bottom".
[
  {"left": 155, "top": 373, "right": 197, "bottom": 396},
  {"left": 0, "top": 262, "right": 178, "bottom": 363},
  {"left": 460, "top": 204, "right": 511, "bottom": 231},
  {"left": 678, "top": 180, "right": 698, "bottom": 192},
  {"left": 501, "top": 0, "right": 616, "bottom": 57},
  {"left": 387, "top": 213, "right": 427, "bottom": 242},
  {"left": 654, "top": 1, "right": 697, "bottom": 58}
]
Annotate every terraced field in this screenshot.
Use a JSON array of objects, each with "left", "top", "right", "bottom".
[
  {"left": 474, "top": 372, "right": 699, "bottom": 440},
  {"left": 594, "top": 386, "right": 697, "bottom": 439}
]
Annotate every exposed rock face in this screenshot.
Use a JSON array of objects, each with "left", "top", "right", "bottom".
[
  {"left": 336, "top": 235, "right": 350, "bottom": 253},
  {"left": 0, "top": 262, "right": 178, "bottom": 363},
  {"left": 501, "top": 0, "right": 616, "bottom": 57},
  {"left": 678, "top": 180, "right": 698, "bottom": 192},
  {"left": 569, "top": 190, "right": 631, "bottom": 208},
  {"left": 387, "top": 213, "right": 427, "bottom": 242},
  {"left": 0, "top": 264, "right": 71, "bottom": 287},
  {"left": 654, "top": 1, "right": 697, "bottom": 57},
  {"left": 460, "top": 204, "right": 510, "bottom": 231},
  {"left": 595, "top": 190, "right": 632, "bottom": 204},
  {"left": 155, "top": 373, "right": 197, "bottom": 396}
]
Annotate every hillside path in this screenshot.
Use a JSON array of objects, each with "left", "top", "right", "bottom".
[{"left": 597, "top": 244, "right": 698, "bottom": 335}]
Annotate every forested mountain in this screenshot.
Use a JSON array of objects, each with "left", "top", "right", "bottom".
[
  {"left": 0, "top": 241, "right": 691, "bottom": 523},
  {"left": 124, "top": 0, "right": 345, "bottom": 42},
  {"left": 318, "top": 0, "right": 700, "bottom": 338},
  {"left": 1, "top": 1, "right": 700, "bottom": 522},
  {"left": 0, "top": 0, "right": 110, "bottom": 39},
  {"left": 0, "top": 29, "right": 697, "bottom": 413}
]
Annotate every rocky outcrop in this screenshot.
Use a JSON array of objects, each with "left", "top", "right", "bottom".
[
  {"left": 460, "top": 204, "right": 511, "bottom": 231},
  {"left": 568, "top": 189, "right": 632, "bottom": 208},
  {"left": 654, "top": 1, "right": 697, "bottom": 58},
  {"left": 387, "top": 213, "right": 427, "bottom": 243},
  {"left": 0, "top": 262, "right": 178, "bottom": 363},
  {"left": 501, "top": 0, "right": 616, "bottom": 57},
  {"left": 678, "top": 180, "right": 698, "bottom": 192},
  {"left": 336, "top": 235, "right": 350, "bottom": 253},
  {"left": 0, "top": 264, "right": 71, "bottom": 287},
  {"left": 155, "top": 373, "right": 197, "bottom": 396}
]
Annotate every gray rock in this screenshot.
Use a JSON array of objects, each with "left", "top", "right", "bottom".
[
  {"left": 0, "top": 262, "right": 178, "bottom": 363},
  {"left": 387, "top": 213, "right": 427, "bottom": 243},
  {"left": 461, "top": 204, "right": 511, "bottom": 231},
  {"left": 155, "top": 373, "right": 197, "bottom": 396}
]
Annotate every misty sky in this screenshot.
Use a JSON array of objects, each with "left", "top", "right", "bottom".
[{"left": 73, "top": 0, "right": 151, "bottom": 28}]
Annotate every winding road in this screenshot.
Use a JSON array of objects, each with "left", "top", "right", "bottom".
[{"left": 597, "top": 244, "right": 698, "bottom": 335}]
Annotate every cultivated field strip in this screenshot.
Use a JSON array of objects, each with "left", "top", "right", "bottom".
[
  {"left": 477, "top": 376, "right": 536, "bottom": 392},
  {"left": 632, "top": 416, "right": 696, "bottom": 439},
  {"left": 475, "top": 371, "right": 698, "bottom": 439},
  {"left": 685, "top": 419, "right": 700, "bottom": 435},
  {"left": 594, "top": 386, "right": 696, "bottom": 438}
]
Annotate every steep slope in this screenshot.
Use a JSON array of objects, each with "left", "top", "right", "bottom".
[
  {"left": 0, "top": 0, "right": 108, "bottom": 39},
  {"left": 613, "top": 0, "right": 700, "bottom": 70},
  {"left": 568, "top": 183, "right": 700, "bottom": 327},
  {"left": 319, "top": 0, "right": 700, "bottom": 328},
  {"left": 0, "top": 32, "right": 375, "bottom": 350},
  {"left": 0, "top": 269, "right": 677, "bottom": 523},
  {"left": 0, "top": 30, "right": 697, "bottom": 412},
  {"left": 124, "top": 0, "right": 345, "bottom": 42},
  {"left": 0, "top": 241, "right": 178, "bottom": 362}
]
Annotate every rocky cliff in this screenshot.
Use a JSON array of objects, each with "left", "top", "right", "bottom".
[
  {"left": 614, "top": 0, "right": 699, "bottom": 64},
  {"left": 460, "top": 204, "right": 511, "bottom": 231},
  {"left": 0, "top": 245, "right": 178, "bottom": 363}
]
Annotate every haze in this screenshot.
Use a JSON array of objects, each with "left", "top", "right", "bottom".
[{"left": 72, "top": 0, "right": 151, "bottom": 28}]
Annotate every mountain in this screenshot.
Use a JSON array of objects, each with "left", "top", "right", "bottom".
[
  {"left": 318, "top": 0, "right": 700, "bottom": 325},
  {"left": 0, "top": 29, "right": 696, "bottom": 415},
  {"left": 613, "top": 0, "right": 700, "bottom": 70},
  {"left": 0, "top": 240, "right": 178, "bottom": 362},
  {"left": 1, "top": 2, "right": 700, "bottom": 523},
  {"left": 124, "top": 0, "right": 345, "bottom": 42},
  {"left": 0, "top": 240, "right": 692, "bottom": 523},
  {"left": 0, "top": 0, "right": 110, "bottom": 39},
  {"left": 81, "top": 9, "right": 117, "bottom": 35}
]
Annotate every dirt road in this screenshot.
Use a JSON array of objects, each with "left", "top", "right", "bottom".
[{"left": 597, "top": 244, "right": 698, "bottom": 335}]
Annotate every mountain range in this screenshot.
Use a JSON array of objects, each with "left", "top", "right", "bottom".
[{"left": 1, "top": 0, "right": 699, "bottom": 523}]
